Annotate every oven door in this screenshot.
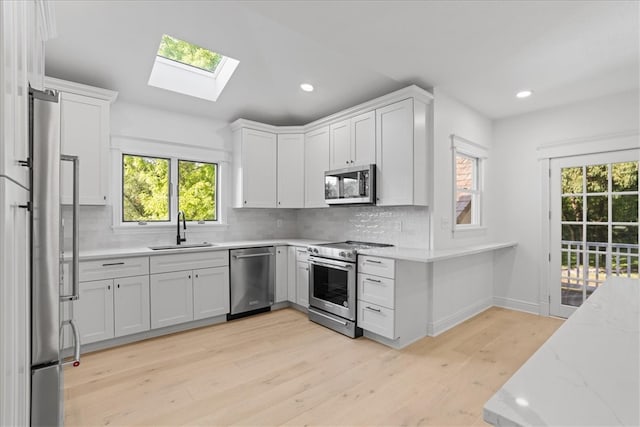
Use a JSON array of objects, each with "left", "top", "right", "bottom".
[{"left": 308, "top": 256, "right": 356, "bottom": 321}]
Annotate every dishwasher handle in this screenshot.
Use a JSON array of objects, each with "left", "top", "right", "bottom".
[{"left": 233, "top": 252, "right": 274, "bottom": 260}]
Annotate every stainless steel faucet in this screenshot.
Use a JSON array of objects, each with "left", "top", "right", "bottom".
[{"left": 177, "top": 210, "right": 187, "bottom": 245}]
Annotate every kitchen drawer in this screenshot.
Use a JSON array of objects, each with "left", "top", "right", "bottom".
[
  {"left": 150, "top": 250, "right": 229, "bottom": 274},
  {"left": 358, "top": 273, "right": 394, "bottom": 309},
  {"left": 358, "top": 256, "right": 395, "bottom": 279},
  {"left": 79, "top": 257, "right": 149, "bottom": 281},
  {"left": 295, "top": 246, "right": 310, "bottom": 262},
  {"left": 357, "top": 300, "right": 396, "bottom": 340}
]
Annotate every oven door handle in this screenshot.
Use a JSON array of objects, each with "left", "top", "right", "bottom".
[
  {"left": 309, "top": 258, "right": 353, "bottom": 270},
  {"left": 309, "top": 308, "right": 348, "bottom": 326}
]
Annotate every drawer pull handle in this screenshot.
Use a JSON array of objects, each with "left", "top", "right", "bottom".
[
  {"left": 365, "top": 278, "right": 382, "bottom": 284},
  {"left": 102, "top": 262, "right": 125, "bottom": 267},
  {"left": 365, "top": 259, "right": 382, "bottom": 264},
  {"left": 365, "top": 306, "right": 381, "bottom": 313}
]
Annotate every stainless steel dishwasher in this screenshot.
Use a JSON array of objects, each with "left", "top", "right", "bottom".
[{"left": 228, "top": 246, "right": 275, "bottom": 319}]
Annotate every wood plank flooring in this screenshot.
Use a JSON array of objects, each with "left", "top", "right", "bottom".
[{"left": 64, "top": 307, "right": 563, "bottom": 426}]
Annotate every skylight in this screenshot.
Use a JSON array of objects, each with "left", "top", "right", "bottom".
[
  {"left": 148, "top": 34, "right": 239, "bottom": 102},
  {"left": 157, "top": 34, "right": 223, "bottom": 74}
]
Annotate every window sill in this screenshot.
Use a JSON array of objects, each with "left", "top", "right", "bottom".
[
  {"left": 453, "top": 225, "right": 488, "bottom": 233},
  {"left": 111, "top": 222, "right": 228, "bottom": 235}
]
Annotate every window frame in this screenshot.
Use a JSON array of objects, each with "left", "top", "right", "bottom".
[
  {"left": 121, "top": 153, "right": 172, "bottom": 224},
  {"left": 451, "top": 134, "right": 488, "bottom": 232},
  {"left": 115, "top": 151, "right": 223, "bottom": 230},
  {"left": 177, "top": 158, "right": 219, "bottom": 223}
]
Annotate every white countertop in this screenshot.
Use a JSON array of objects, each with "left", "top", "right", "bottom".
[
  {"left": 483, "top": 276, "right": 639, "bottom": 426},
  {"left": 357, "top": 241, "right": 517, "bottom": 262},
  {"left": 74, "top": 239, "right": 329, "bottom": 261},
  {"left": 74, "top": 240, "right": 517, "bottom": 263}
]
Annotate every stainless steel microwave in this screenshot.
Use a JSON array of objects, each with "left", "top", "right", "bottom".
[{"left": 324, "top": 164, "right": 376, "bottom": 205}]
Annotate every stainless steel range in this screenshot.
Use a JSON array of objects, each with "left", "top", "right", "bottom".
[{"left": 306, "top": 241, "right": 393, "bottom": 337}]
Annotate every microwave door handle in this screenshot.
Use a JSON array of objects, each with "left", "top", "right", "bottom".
[{"left": 60, "top": 154, "right": 79, "bottom": 302}]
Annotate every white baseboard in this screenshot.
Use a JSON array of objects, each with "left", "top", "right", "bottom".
[
  {"left": 493, "top": 296, "right": 540, "bottom": 315},
  {"left": 428, "top": 296, "right": 493, "bottom": 337}
]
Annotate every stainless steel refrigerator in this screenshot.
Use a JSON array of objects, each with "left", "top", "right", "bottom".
[{"left": 29, "top": 87, "right": 81, "bottom": 426}]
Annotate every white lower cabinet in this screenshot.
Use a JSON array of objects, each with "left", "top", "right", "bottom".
[
  {"left": 193, "top": 267, "right": 230, "bottom": 320},
  {"left": 150, "top": 271, "right": 194, "bottom": 329},
  {"left": 357, "top": 256, "right": 397, "bottom": 340},
  {"left": 114, "top": 275, "right": 150, "bottom": 337},
  {"left": 296, "top": 261, "right": 309, "bottom": 308},
  {"left": 76, "top": 275, "right": 151, "bottom": 345},
  {"left": 357, "top": 302, "right": 396, "bottom": 339},
  {"left": 275, "top": 246, "right": 288, "bottom": 303},
  {"left": 77, "top": 279, "right": 115, "bottom": 344}
]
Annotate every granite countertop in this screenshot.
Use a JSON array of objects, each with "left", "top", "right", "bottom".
[{"left": 483, "top": 276, "right": 639, "bottom": 426}]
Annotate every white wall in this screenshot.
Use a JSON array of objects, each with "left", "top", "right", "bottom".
[
  {"left": 490, "top": 90, "right": 640, "bottom": 313},
  {"left": 432, "top": 88, "right": 493, "bottom": 250}
]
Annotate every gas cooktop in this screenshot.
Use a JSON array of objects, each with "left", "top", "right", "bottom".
[{"left": 307, "top": 240, "right": 393, "bottom": 261}]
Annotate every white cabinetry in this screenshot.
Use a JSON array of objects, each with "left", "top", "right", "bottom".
[
  {"left": 375, "top": 98, "right": 429, "bottom": 206},
  {"left": 304, "top": 127, "right": 330, "bottom": 208},
  {"left": 232, "top": 127, "right": 277, "bottom": 208},
  {"left": 44, "top": 77, "right": 118, "bottom": 205},
  {"left": 277, "top": 134, "right": 305, "bottom": 208},
  {"left": 150, "top": 250, "right": 230, "bottom": 329},
  {"left": 286, "top": 246, "right": 310, "bottom": 308},
  {"left": 296, "top": 261, "right": 310, "bottom": 308},
  {"left": 275, "top": 246, "right": 288, "bottom": 303},
  {"left": 329, "top": 110, "right": 375, "bottom": 169},
  {"left": 75, "top": 257, "right": 151, "bottom": 344},
  {"left": 357, "top": 255, "right": 428, "bottom": 348}
]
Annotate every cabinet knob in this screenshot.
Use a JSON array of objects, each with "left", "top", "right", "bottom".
[
  {"left": 345, "top": 161, "right": 349, "bottom": 164},
  {"left": 107, "top": 285, "right": 110, "bottom": 290},
  {"left": 188, "top": 275, "right": 191, "bottom": 279},
  {"left": 244, "top": 201, "right": 247, "bottom": 204},
  {"left": 195, "top": 274, "right": 199, "bottom": 278},
  {"left": 117, "top": 284, "right": 120, "bottom": 289}
]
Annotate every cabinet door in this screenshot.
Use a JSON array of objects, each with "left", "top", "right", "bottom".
[
  {"left": 277, "top": 134, "right": 304, "bottom": 208},
  {"left": 59, "top": 92, "right": 109, "bottom": 205},
  {"left": 114, "top": 275, "right": 150, "bottom": 337},
  {"left": 275, "top": 246, "right": 288, "bottom": 303},
  {"left": 242, "top": 128, "right": 277, "bottom": 208},
  {"left": 193, "top": 267, "right": 230, "bottom": 320},
  {"left": 329, "top": 119, "right": 351, "bottom": 169},
  {"left": 376, "top": 99, "right": 414, "bottom": 206},
  {"left": 351, "top": 111, "right": 375, "bottom": 166},
  {"left": 287, "top": 247, "right": 297, "bottom": 302},
  {"left": 304, "top": 127, "right": 330, "bottom": 208},
  {"left": 76, "top": 280, "right": 114, "bottom": 344},
  {"left": 150, "top": 271, "right": 194, "bottom": 329},
  {"left": 296, "top": 261, "right": 309, "bottom": 308}
]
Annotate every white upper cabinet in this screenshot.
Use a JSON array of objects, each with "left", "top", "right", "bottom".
[
  {"left": 376, "top": 98, "right": 430, "bottom": 206},
  {"left": 45, "top": 78, "right": 118, "bottom": 205},
  {"left": 304, "top": 126, "right": 330, "bottom": 208},
  {"left": 277, "top": 134, "right": 304, "bottom": 208},
  {"left": 233, "top": 127, "right": 277, "bottom": 208},
  {"left": 329, "top": 111, "right": 375, "bottom": 169}
]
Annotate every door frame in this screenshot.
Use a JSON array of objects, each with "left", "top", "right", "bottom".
[{"left": 538, "top": 131, "right": 639, "bottom": 317}]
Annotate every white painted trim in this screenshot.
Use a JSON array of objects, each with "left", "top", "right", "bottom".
[
  {"left": 492, "top": 296, "right": 540, "bottom": 315},
  {"left": 537, "top": 130, "right": 639, "bottom": 159},
  {"left": 539, "top": 158, "right": 551, "bottom": 316},
  {"left": 230, "top": 84, "right": 433, "bottom": 133},
  {"left": 44, "top": 76, "right": 118, "bottom": 102},
  {"left": 450, "top": 133, "right": 489, "bottom": 159},
  {"left": 427, "top": 296, "right": 493, "bottom": 336},
  {"left": 35, "top": 0, "right": 57, "bottom": 40},
  {"left": 111, "top": 134, "right": 231, "bottom": 163}
]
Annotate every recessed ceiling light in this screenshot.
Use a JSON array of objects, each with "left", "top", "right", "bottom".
[
  {"left": 516, "top": 90, "right": 533, "bottom": 99},
  {"left": 515, "top": 397, "right": 529, "bottom": 407},
  {"left": 300, "top": 83, "right": 314, "bottom": 92}
]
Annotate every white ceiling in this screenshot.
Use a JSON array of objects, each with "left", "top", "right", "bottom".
[{"left": 45, "top": 1, "right": 639, "bottom": 125}]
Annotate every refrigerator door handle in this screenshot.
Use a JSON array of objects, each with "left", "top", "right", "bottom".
[
  {"left": 60, "top": 154, "right": 79, "bottom": 302},
  {"left": 60, "top": 319, "right": 81, "bottom": 367}
]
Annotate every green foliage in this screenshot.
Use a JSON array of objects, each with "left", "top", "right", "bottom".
[
  {"left": 123, "top": 155, "right": 170, "bottom": 221},
  {"left": 157, "top": 34, "right": 222, "bottom": 72},
  {"left": 179, "top": 161, "right": 216, "bottom": 221}
]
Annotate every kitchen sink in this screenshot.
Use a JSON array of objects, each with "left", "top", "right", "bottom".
[{"left": 148, "top": 242, "right": 216, "bottom": 250}]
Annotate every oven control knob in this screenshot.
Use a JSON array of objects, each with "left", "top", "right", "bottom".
[
  {"left": 339, "top": 251, "right": 346, "bottom": 257},
  {"left": 307, "top": 247, "right": 312, "bottom": 252},
  {"left": 313, "top": 248, "right": 319, "bottom": 254},
  {"left": 346, "top": 253, "right": 354, "bottom": 258}
]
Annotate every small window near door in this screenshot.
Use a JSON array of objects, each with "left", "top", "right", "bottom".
[{"left": 451, "top": 135, "right": 487, "bottom": 230}]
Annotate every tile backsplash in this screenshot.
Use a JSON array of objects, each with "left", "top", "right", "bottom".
[{"left": 63, "top": 205, "right": 429, "bottom": 252}]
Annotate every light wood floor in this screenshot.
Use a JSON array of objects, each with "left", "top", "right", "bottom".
[{"left": 64, "top": 307, "right": 563, "bottom": 426}]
